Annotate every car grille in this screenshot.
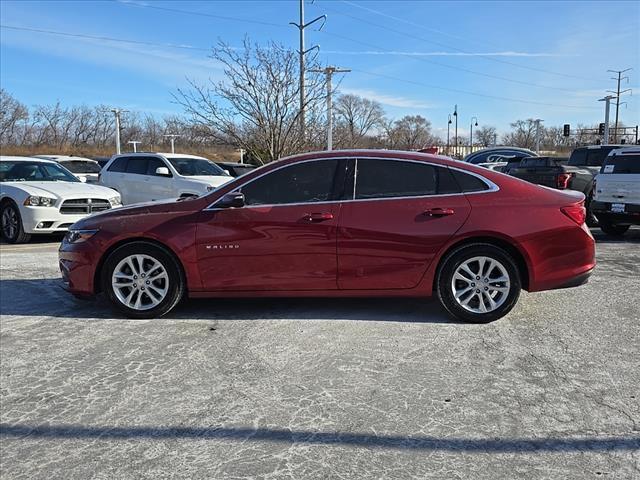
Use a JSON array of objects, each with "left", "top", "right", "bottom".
[{"left": 60, "top": 198, "right": 111, "bottom": 215}]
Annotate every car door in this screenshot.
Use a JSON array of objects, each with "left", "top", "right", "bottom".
[
  {"left": 102, "top": 157, "right": 130, "bottom": 202},
  {"left": 144, "top": 157, "right": 175, "bottom": 201},
  {"left": 196, "top": 158, "right": 345, "bottom": 291},
  {"left": 121, "top": 157, "right": 150, "bottom": 204},
  {"left": 337, "top": 158, "right": 472, "bottom": 290}
]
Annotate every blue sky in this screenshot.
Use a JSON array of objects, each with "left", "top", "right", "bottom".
[{"left": 1, "top": 0, "right": 638, "bottom": 137}]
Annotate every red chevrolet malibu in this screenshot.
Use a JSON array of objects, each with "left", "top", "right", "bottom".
[{"left": 59, "top": 150, "right": 595, "bottom": 323}]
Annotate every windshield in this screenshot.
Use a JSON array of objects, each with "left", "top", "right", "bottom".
[
  {"left": 167, "top": 157, "right": 226, "bottom": 176},
  {"left": 61, "top": 160, "right": 102, "bottom": 174},
  {"left": 0, "top": 161, "right": 80, "bottom": 182}
]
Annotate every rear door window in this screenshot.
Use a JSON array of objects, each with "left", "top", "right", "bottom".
[
  {"left": 107, "top": 157, "right": 128, "bottom": 172},
  {"left": 450, "top": 169, "right": 490, "bottom": 192},
  {"left": 355, "top": 159, "right": 438, "bottom": 199},
  {"left": 126, "top": 157, "right": 149, "bottom": 175},
  {"left": 601, "top": 154, "right": 640, "bottom": 174}
]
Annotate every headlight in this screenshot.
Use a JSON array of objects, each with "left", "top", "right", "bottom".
[
  {"left": 64, "top": 229, "right": 99, "bottom": 244},
  {"left": 24, "top": 196, "right": 56, "bottom": 207},
  {"left": 108, "top": 196, "right": 122, "bottom": 207}
]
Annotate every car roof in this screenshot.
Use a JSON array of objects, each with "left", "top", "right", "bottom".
[
  {"left": 216, "top": 161, "right": 256, "bottom": 167},
  {"left": 111, "top": 152, "right": 211, "bottom": 160},
  {"left": 607, "top": 146, "right": 640, "bottom": 156},
  {"left": 0, "top": 155, "right": 57, "bottom": 164},
  {"left": 35, "top": 155, "right": 98, "bottom": 163}
]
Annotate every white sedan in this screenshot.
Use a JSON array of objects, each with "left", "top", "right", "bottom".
[{"left": 0, "top": 156, "right": 122, "bottom": 243}]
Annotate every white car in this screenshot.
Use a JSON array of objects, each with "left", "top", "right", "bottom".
[
  {"left": 0, "top": 156, "right": 122, "bottom": 243},
  {"left": 592, "top": 146, "right": 640, "bottom": 236},
  {"left": 35, "top": 155, "right": 102, "bottom": 183},
  {"left": 99, "top": 153, "right": 232, "bottom": 205}
]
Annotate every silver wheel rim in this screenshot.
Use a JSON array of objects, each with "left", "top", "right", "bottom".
[
  {"left": 451, "top": 256, "right": 510, "bottom": 314},
  {"left": 112, "top": 254, "right": 169, "bottom": 311},
  {"left": 2, "top": 207, "right": 18, "bottom": 239}
]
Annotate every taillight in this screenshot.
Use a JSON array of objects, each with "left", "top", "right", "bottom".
[
  {"left": 556, "top": 172, "right": 573, "bottom": 189},
  {"left": 561, "top": 204, "right": 586, "bottom": 226}
]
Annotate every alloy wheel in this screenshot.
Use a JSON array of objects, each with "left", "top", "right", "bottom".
[
  {"left": 451, "top": 256, "right": 511, "bottom": 314},
  {"left": 1, "top": 207, "right": 18, "bottom": 240},
  {"left": 111, "top": 254, "right": 169, "bottom": 311}
]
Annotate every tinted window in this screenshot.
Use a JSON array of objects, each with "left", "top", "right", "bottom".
[
  {"left": 437, "top": 167, "right": 462, "bottom": 194},
  {"left": 61, "top": 161, "right": 102, "bottom": 174},
  {"left": 126, "top": 158, "right": 149, "bottom": 175},
  {"left": 242, "top": 160, "right": 338, "bottom": 205},
  {"left": 450, "top": 169, "right": 490, "bottom": 192},
  {"left": 167, "top": 157, "right": 226, "bottom": 176},
  {"left": 0, "top": 161, "right": 79, "bottom": 183},
  {"left": 586, "top": 149, "right": 612, "bottom": 167},
  {"left": 601, "top": 154, "right": 640, "bottom": 174},
  {"left": 107, "top": 157, "right": 128, "bottom": 172},
  {"left": 146, "top": 158, "right": 170, "bottom": 176},
  {"left": 355, "top": 159, "right": 438, "bottom": 199}
]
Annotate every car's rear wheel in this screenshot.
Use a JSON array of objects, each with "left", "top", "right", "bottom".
[
  {"left": 102, "top": 242, "right": 185, "bottom": 318},
  {"left": 1, "top": 202, "right": 31, "bottom": 244},
  {"left": 599, "top": 221, "right": 629, "bottom": 236},
  {"left": 437, "top": 243, "right": 521, "bottom": 323}
]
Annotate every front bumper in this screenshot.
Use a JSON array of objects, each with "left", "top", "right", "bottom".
[
  {"left": 59, "top": 239, "right": 101, "bottom": 296},
  {"left": 21, "top": 206, "right": 90, "bottom": 234},
  {"left": 592, "top": 200, "right": 640, "bottom": 226}
]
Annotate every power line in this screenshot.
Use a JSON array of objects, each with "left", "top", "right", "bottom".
[
  {"left": 349, "top": 67, "right": 599, "bottom": 110},
  {"left": 330, "top": 0, "right": 603, "bottom": 83},
  {"left": 0, "top": 25, "right": 211, "bottom": 52}
]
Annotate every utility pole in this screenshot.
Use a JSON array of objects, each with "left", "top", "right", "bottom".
[
  {"left": 534, "top": 119, "right": 543, "bottom": 154},
  {"left": 163, "top": 134, "right": 180, "bottom": 154},
  {"left": 599, "top": 95, "right": 616, "bottom": 145},
  {"left": 238, "top": 148, "right": 245, "bottom": 164},
  {"left": 127, "top": 140, "right": 141, "bottom": 153},
  {"left": 310, "top": 66, "right": 350, "bottom": 150},
  {"left": 446, "top": 114, "right": 452, "bottom": 156},
  {"left": 607, "top": 68, "right": 632, "bottom": 143},
  {"left": 469, "top": 116, "right": 478, "bottom": 155},
  {"left": 290, "top": 0, "right": 325, "bottom": 142},
  {"left": 110, "top": 108, "right": 128, "bottom": 155},
  {"left": 453, "top": 105, "right": 458, "bottom": 158}
]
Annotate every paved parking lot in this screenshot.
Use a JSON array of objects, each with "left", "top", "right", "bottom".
[{"left": 1, "top": 229, "right": 639, "bottom": 479}]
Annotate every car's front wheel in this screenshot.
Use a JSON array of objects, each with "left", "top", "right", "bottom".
[
  {"left": 1, "top": 201, "right": 31, "bottom": 244},
  {"left": 102, "top": 241, "right": 185, "bottom": 318},
  {"left": 436, "top": 243, "right": 521, "bottom": 323}
]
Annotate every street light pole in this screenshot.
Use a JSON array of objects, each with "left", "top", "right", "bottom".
[
  {"left": 534, "top": 118, "right": 543, "bottom": 154},
  {"left": 470, "top": 116, "right": 478, "bottom": 155},
  {"left": 446, "top": 114, "right": 452, "bottom": 156},
  {"left": 163, "top": 134, "right": 180, "bottom": 154},
  {"left": 453, "top": 105, "right": 458, "bottom": 158},
  {"left": 127, "top": 140, "right": 141, "bottom": 153},
  {"left": 110, "top": 108, "right": 128, "bottom": 155}
]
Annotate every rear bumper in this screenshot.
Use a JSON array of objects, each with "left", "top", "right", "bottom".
[{"left": 592, "top": 200, "right": 640, "bottom": 225}]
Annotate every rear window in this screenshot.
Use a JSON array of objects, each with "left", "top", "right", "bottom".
[
  {"left": 450, "top": 169, "right": 490, "bottom": 192},
  {"left": 569, "top": 147, "right": 616, "bottom": 167},
  {"left": 601, "top": 154, "right": 640, "bottom": 174},
  {"left": 61, "top": 161, "right": 101, "bottom": 174}
]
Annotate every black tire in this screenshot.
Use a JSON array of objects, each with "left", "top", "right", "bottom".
[
  {"left": 599, "top": 222, "right": 629, "bottom": 236},
  {"left": 1, "top": 201, "right": 31, "bottom": 244},
  {"left": 101, "top": 241, "right": 185, "bottom": 319},
  {"left": 436, "top": 243, "right": 521, "bottom": 323},
  {"left": 585, "top": 191, "right": 598, "bottom": 227}
]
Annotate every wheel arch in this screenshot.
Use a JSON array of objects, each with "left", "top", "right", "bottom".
[
  {"left": 432, "top": 235, "right": 531, "bottom": 292},
  {"left": 93, "top": 237, "right": 187, "bottom": 294}
]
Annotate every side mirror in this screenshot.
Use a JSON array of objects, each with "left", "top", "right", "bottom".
[
  {"left": 217, "top": 192, "right": 245, "bottom": 208},
  {"left": 223, "top": 169, "right": 231, "bottom": 176},
  {"left": 155, "top": 166, "right": 171, "bottom": 177},
  {"left": 78, "top": 176, "right": 87, "bottom": 183}
]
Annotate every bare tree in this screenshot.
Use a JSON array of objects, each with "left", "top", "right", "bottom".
[
  {"left": 174, "top": 38, "right": 325, "bottom": 163},
  {"left": 333, "top": 94, "right": 385, "bottom": 148},
  {"left": 384, "top": 115, "right": 435, "bottom": 150},
  {"left": 474, "top": 125, "right": 497, "bottom": 147},
  {"left": 502, "top": 119, "right": 541, "bottom": 148},
  {"left": 0, "top": 89, "right": 29, "bottom": 145}
]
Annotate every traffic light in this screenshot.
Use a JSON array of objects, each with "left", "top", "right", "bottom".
[
  {"left": 599, "top": 123, "right": 605, "bottom": 135},
  {"left": 563, "top": 124, "right": 570, "bottom": 137}
]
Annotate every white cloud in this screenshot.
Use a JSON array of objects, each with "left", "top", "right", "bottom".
[{"left": 339, "top": 87, "right": 433, "bottom": 109}]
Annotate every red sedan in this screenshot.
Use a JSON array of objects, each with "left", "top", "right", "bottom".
[{"left": 59, "top": 150, "right": 595, "bottom": 323}]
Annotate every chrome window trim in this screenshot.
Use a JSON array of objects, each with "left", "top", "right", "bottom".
[{"left": 205, "top": 156, "right": 498, "bottom": 210}]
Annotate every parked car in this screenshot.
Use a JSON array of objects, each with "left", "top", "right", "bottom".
[
  {"left": 92, "top": 157, "right": 111, "bottom": 169},
  {"left": 99, "top": 153, "right": 232, "bottom": 205},
  {"left": 35, "top": 155, "right": 102, "bottom": 183},
  {"left": 508, "top": 145, "right": 625, "bottom": 224},
  {"left": 0, "top": 156, "right": 121, "bottom": 243},
  {"left": 60, "top": 149, "right": 595, "bottom": 323},
  {"left": 592, "top": 147, "right": 640, "bottom": 236},
  {"left": 215, "top": 161, "right": 258, "bottom": 177},
  {"left": 464, "top": 147, "right": 537, "bottom": 170}
]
